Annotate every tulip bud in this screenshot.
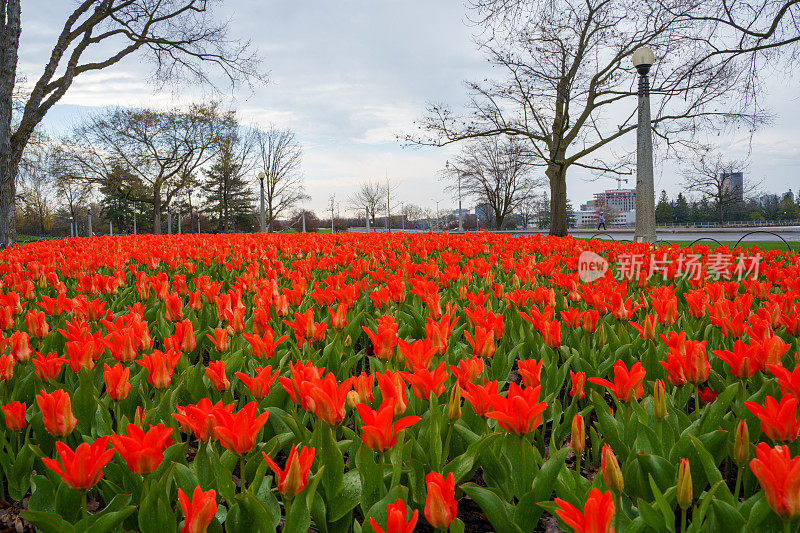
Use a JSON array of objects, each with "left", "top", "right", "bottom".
[
  {"left": 570, "top": 414, "right": 585, "bottom": 456},
  {"left": 601, "top": 444, "right": 624, "bottom": 493},
  {"left": 447, "top": 386, "right": 462, "bottom": 422},
  {"left": 134, "top": 406, "right": 146, "bottom": 428},
  {"left": 653, "top": 379, "right": 667, "bottom": 420},
  {"left": 346, "top": 390, "right": 361, "bottom": 409},
  {"left": 596, "top": 324, "right": 605, "bottom": 348},
  {"left": 677, "top": 458, "right": 692, "bottom": 510},
  {"left": 734, "top": 419, "right": 749, "bottom": 466}
]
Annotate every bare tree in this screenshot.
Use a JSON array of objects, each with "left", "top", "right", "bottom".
[
  {"left": 49, "top": 144, "right": 93, "bottom": 234},
  {"left": 254, "top": 127, "right": 308, "bottom": 231},
  {"left": 70, "top": 104, "right": 220, "bottom": 233},
  {"left": 0, "top": 1, "right": 265, "bottom": 247},
  {"left": 349, "top": 180, "right": 386, "bottom": 225},
  {"left": 444, "top": 137, "right": 540, "bottom": 229},
  {"left": 407, "top": 0, "right": 764, "bottom": 236},
  {"left": 681, "top": 152, "right": 758, "bottom": 224}
]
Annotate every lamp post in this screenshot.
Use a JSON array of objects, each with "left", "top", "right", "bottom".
[
  {"left": 446, "top": 160, "right": 464, "bottom": 232},
  {"left": 632, "top": 47, "right": 657, "bottom": 243},
  {"left": 258, "top": 172, "right": 266, "bottom": 232}
]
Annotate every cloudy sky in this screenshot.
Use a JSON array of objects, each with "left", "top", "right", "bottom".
[{"left": 19, "top": 1, "right": 800, "bottom": 216}]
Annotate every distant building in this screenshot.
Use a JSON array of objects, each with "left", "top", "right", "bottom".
[
  {"left": 576, "top": 188, "right": 636, "bottom": 227},
  {"left": 475, "top": 203, "right": 492, "bottom": 224},
  {"left": 594, "top": 189, "right": 636, "bottom": 212},
  {"left": 721, "top": 172, "right": 744, "bottom": 202},
  {"left": 452, "top": 208, "right": 470, "bottom": 217}
]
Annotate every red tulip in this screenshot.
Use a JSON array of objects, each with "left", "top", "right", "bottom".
[
  {"left": 589, "top": 360, "right": 645, "bottom": 402},
  {"left": 171, "top": 319, "right": 197, "bottom": 353},
  {"left": 464, "top": 325, "right": 495, "bottom": 358},
  {"left": 713, "top": 341, "right": 761, "bottom": 378},
  {"left": 376, "top": 371, "right": 409, "bottom": 416},
  {"left": 42, "top": 437, "right": 114, "bottom": 491},
  {"left": 518, "top": 359, "right": 543, "bottom": 389},
  {"left": 630, "top": 314, "right": 656, "bottom": 341},
  {"left": 36, "top": 389, "right": 77, "bottom": 437},
  {"left": 263, "top": 445, "right": 315, "bottom": 498},
  {"left": 32, "top": 352, "right": 67, "bottom": 382},
  {"left": 400, "top": 362, "right": 448, "bottom": 400},
  {"left": 745, "top": 394, "right": 800, "bottom": 443},
  {"left": 173, "top": 399, "right": 234, "bottom": 442},
  {"left": 205, "top": 360, "right": 230, "bottom": 392},
  {"left": 554, "top": 487, "right": 615, "bottom": 533},
  {"left": 111, "top": 423, "right": 174, "bottom": 475},
  {"left": 0, "top": 354, "right": 13, "bottom": 381},
  {"left": 398, "top": 338, "right": 436, "bottom": 370},
  {"left": 370, "top": 498, "right": 419, "bottom": 533},
  {"left": 2, "top": 401, "right": 26, "bottom": 431},
  {"left": 570, "top": 371, "right": 586, "bottom": 400},
  {"left": 165, "top": 293, "right": 183, "bottom": 322},
  {"left": 353, "top": 372, "right": 375, "bottom": 403},
  {"left": 486, "top": 383, "right": 548, "bottom": 436},
  {"left": 103, "top": 362, "right": 131, "bottom": 401},
  {"left": 26, "top": 309, "right": 49, "bottom": 339},
  {"left": 136, "top": 349, "right": 181, "bottom": 389},
  {"left": 460, "top": 380, "right": 499, "bottom": 417},
  {"left": 65, "top": 338, "right": 97, "bottom": 372},
  {"left": 770, "top": 364, "right": 800, "bottom": 401},
  {"left": 104, "top": 328, "right": 139, "bottom": 363},
  {"left": 10, "top": 331, "right": 32, "bottom": 361},
  {"left": 363, "top": 315, "right": 399, "bottom": 361},
  {"left": 303, "top": 373, "right": 353, "bottom": 425},
  {"left": 243, "top": 328, "right": 288, "bottom": 360},
  {"left": 750, "top": 442, "right": 800, "bottom": 520},
  {"left": 279, "top": 360, "right": 325, "bottom": 411},
  {"left": 284, "top": 309, "right": 327, "bottom": 347},
  {"left": 356, "top": 400, "right": 420, "bottom": 452},
  {"left": 236, "top": 365, "right": 279, "bottom": 399},
  {"left": 449, "top": 357, "right": 484, "bottom": 388},
  {"left": 424, "top": 471, "right": 457, "bottom": 529},
  {"left": 178, "top": 486, "right": 217, "bottom": 533},
  {"left": 213, "top": 401, "right": 269, "bottom": 455},
  {"left": 206, "top": 328, "right": 229, "bottom": 353}
]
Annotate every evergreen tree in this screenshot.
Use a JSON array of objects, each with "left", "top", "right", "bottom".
[
  {"left": 201, "top": 119, "right": 257, "bottom": 232},
  {"left": 566, "top": 200, "right": 577, "bottom": 228},
  {"left": 674, "top": 193, "right": 690, "bottom": 224},
  {"left": 99, "top": 164, "right": 144, "bottom": 234},
  {"left": 655, "top": 190, "right": 674, "bottom": 224}
]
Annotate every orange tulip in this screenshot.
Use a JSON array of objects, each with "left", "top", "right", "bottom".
[
  {"left": 263, "top": 445, "right": 315, "bottom": 498},
  {"left": 178, "top": 486, "right": 217, "bottom": 533},
  {"left": 42, "top": 437, "right": 115, "bottom": 491},
  {"left": 356, "top": 400, "right": 420, "bottom": 452},
  {"left": 554, "top": 488, "right": 615, "bottom": 533},
  {"left": 424, "top": 471, "right": 457, "bottom": 529},
  {"left": 750, "top": 442, "right": 800, "bottom": 520},
  {"left": 36, "top": 389, "right": 77, "bottom": 437}
]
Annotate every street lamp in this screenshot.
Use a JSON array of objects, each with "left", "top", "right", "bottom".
[
  {"left": 445, "top": 160, "right": 464, "bottom": 232},
  {"left": 632, "top": 47, "right": 657, "bottom": 243},
  {"left": 258, "top": 171, "right": 266, "bottom": 232}
]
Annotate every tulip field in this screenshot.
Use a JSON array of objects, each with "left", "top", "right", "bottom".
[{"left": 1, "top": 232, "right": 799, "bottom": 533}]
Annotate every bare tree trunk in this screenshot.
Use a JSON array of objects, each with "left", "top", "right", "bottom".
[
  {"left": 153, "top": 187, "right": 162, "bottom": 234},
  {"left": 547, "top": 162, "right": 568, "bottom": 236},
  {"left": 0, "top": 0, "right": 21, "bottom": 248}
]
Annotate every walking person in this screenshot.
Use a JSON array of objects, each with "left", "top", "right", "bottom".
[{"left": 597, "top": 212, "right": 606, "bottom": 230}]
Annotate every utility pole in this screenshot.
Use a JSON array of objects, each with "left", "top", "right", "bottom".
[
  {"left": 258, "top": 172, "right": 266, "bottom": 232},
  {"left": 87, "top": 207, "right": 93, "bottom": 236},
  {"left": 301, "top": 210, "right": 306, "bottom": 232},
  {"left": 109, "top": 220, "right": 113, "bottom": 237},
  {"left": 366, "top": 207, "right": 370, "bottom": 231},
  {"left": 386, "top": 175, "right": 390, "bottom": 233},
  {"left": 133, "top": 205, "right": 137, "bottom": 234}
]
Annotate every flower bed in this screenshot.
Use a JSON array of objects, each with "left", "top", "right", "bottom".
[{"left": 0, "top": 233, "right": 797, "bottom": 532}]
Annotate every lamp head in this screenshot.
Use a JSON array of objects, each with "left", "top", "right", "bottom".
[
  {"left": 258, "top": 171, "right": 265, "bottom": 180},
  {"left": 632, "top": 47, "right": 655, "bottom": 75}
]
